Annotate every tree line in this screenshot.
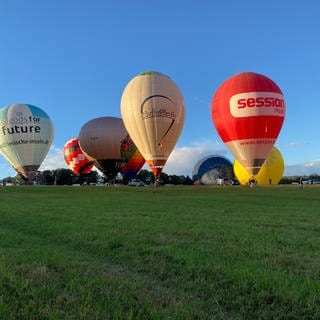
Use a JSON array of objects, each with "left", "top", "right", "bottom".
[
  {"left": 2, "top": 169, "right": 319, "bottom": 186},
  {"left": 1, "top": 169, "right": 194, "bottom": 186},
  {"left": 279, "top": 174, "right": 320, "bottom": 185}
]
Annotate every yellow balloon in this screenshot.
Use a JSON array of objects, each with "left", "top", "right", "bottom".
[{"left": 234, "top": 146, "right": 284, "bottom": 185}]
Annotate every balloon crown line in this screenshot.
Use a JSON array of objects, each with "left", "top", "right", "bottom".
[{"left": 138, "top": 71, "right": 171, "bottom": 79}]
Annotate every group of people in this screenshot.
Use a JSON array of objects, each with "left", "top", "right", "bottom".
[{"left": 247, "top": 176, "right": 304, "bottom": 188}]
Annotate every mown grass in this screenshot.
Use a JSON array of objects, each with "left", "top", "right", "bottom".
[{"left": 0, "top": 185, "right": 319, "bottom": 319}]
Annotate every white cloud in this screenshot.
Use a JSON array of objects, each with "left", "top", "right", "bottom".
[
  {"left": 164, "top": 139, "right": 231, "bottom": 176},
  {"left": 286, "top": 142, "right": 302, "bottom": 148},
  {"left": 39, "top": 145, "right": 67, "bottom": 171},
  {"left": 284, "top": 160, "right": 320, "bottom": 176},
  {"left": 284, "top": 141, "right": 310, "bottom": 148}
]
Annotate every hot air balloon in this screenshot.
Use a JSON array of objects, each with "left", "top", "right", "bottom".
[
  {"left": 234, "top": 146, "right": 284, "bottom": 185},
  {"left": 63, "top": 137, "right": 93, "bottom": 176},
  {"left": 78, "top": 116, "right": 130, "bottom": 179},
  {"left": 211, "top": 72, "right": 286, "bottom": 177},
  {"left": 119, "top": 135, "right": 145, "bottom": 179},
  {"left": 192, "top": 155, "right": 234, "bottom": 185},
  {"left": 0, "top": 103, "right": 54, "bottom": 180},
  {"left": 120, "top": 71, "right": 185, "bottom": 184}
]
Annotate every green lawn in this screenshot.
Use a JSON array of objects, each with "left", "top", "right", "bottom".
[{"left": 0, "top": 185, "right": 319, "bottom": 319}]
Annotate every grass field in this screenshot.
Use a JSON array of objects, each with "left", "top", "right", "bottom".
[{"left": 0, "top": 185, "right": 319, "bottom": 319}]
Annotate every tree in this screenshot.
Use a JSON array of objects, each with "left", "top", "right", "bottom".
[
  {"left": 86, "top": 170, "right": 99, "bottom": 184},
  {"left": 169, "top": 175, "right": 181, "bottom": 185},
  {"left": 137, "top": 169, "right": 153, "bottom": 184},
  {"left": 42, "top": 170, "right": 55, "bottom": 185},
  {"left": 183, "top": 175, "right": 193, "bottom": 185},
  {"left": 160, "top": 172, "right": 169, "bottom": 185},
  {"left": 54, "top": 168, "right": 74, "bottom": 185}
]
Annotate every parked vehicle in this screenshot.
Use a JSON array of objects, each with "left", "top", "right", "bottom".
[{"left": 128, "top": 179, "right": 144, "bottom": 186}]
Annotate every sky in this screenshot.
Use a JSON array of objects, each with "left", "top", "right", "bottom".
[{"left": 0, "top": 0, "right": 320, "bottom": 178}]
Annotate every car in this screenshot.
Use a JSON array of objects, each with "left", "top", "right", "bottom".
[
  {"left": 128, "top": 179, "right": 145, "bottom": 186},
  {"left": 231, "top": 179, "right": 240, "bottom": 185}
]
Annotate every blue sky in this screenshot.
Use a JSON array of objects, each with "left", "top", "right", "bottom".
[{"left": 0, "top": 0, "right": 319, "bottom": 178}]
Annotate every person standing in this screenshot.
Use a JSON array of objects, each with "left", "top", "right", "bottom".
[{"left": 299, "top": 177, "right": 304, "bottom": 189}]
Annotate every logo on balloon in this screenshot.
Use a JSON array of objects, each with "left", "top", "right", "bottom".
[
  {"left": 0, "top": 114, "right": 41, "bottom": 125},
  {"left": 140, "top": 94, "right": 176, "bottom": 147},
  {"left": 230, "top": 92, "right": 285, "bottom": 118},
  {"left": 120, "top": 135, "right": 136, "bottom": 160},
  {"left": 140, "top": 95, "right": 176, "bottom": 120}
]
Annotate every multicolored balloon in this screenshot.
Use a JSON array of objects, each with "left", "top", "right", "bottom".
[
  {"left": 234, "top": 146, "right": 284, "bottom": 185},
  {"left": 119, "top": 135, "right": 145, "bottom": 179},
  {"left": 211, "top": 72, "right": 285, "bottom": 176},
  {"left": 0, "top": 103, "right": 54, "bottom": 180},
  {"left": 63, "top": 137, "right": 93, "bottom": 176},
  {"left": 120, "top": 71, "right": 185, "bottom": 180}
]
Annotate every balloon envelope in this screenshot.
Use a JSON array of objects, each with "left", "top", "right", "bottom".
[
  {"left": 120, "top": 71, "right": 185, "bottom": 177},
  {"left": 211, "top": 72, "right": 285, "bottom": 176},
  {"left": 64, "top": 137, "right": 93, "bottom": 176},
  {"left": 234, "top": 146, "right": 284, "bottom": 185},
  {"left": 119, "top": 135, "right": 145, "bottom": 179},
  {"left": 192, "top": 155, "right": 234, "bottom": 185},
  {"left": 0, "top": 103, "right": 54, "bottom": 180},
  {"left": 78, "top": 116, "right": 133, "bottom": 179}
]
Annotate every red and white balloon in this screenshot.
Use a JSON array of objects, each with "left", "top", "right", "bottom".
[
  {"left": 63, "top": 137, "right": 93, "bottom": 176},
  {"left": 211, "top": 72, "right": 285, "bottom": 175}
]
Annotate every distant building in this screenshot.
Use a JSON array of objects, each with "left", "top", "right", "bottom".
[{"left": 192, "top": 155, "right": 234, "bottom": 185}]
